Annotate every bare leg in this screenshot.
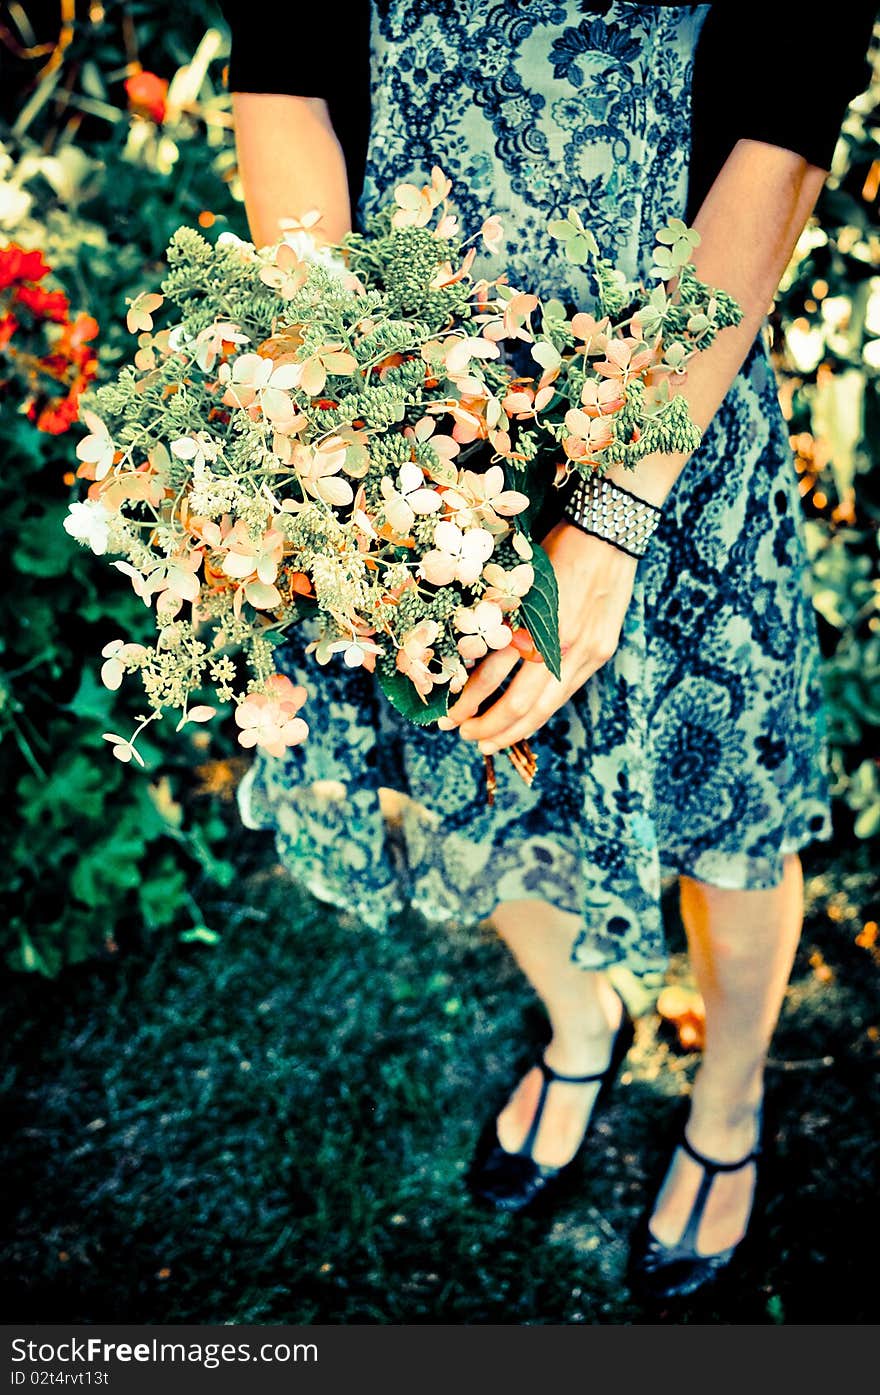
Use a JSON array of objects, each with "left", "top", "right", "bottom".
[
  {"left": 649, "top": 853, "right": 804, "bottom": 1253},
  {"left": 488, "top": 898, "right": 624, "bottom": 1168}
]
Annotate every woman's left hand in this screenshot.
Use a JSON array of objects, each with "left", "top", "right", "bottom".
[{"left": 439, "top": 520, "right": 639, "bottom": 754}]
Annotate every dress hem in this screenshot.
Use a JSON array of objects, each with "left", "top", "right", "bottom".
[{"left": 237, "top": 758, "right": 833, "bottom": 1006}]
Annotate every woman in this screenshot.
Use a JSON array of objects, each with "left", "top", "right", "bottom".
[{"left": 221, "top": 1, "right": 876, "bottom": 1301}]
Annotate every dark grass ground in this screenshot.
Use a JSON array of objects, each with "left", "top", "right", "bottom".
[{"left": 2, "top": 832, "right": 878, "bottom": 1325}]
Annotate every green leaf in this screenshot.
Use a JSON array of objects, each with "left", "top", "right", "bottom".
[
  {"left": 18, "top": 929, "right": 51, "bottom": 976},
  {"left": 766, "top": 1295, "right": 785, "bottom": 1325},
  {"left": 79, "top": 588, "right": 148, "bottom": 627},
  {"left": 377, "top": 664, "right": 450, "bottom": 726},
  {"left": 18, "top": 751, "right": 111, "bottom": 827},
  {"left": 139, "top": 863, "right": 188, "bottom": 927},
  {"left": 71, "top": 831, "right": 146, "bottom": 906},
  {"left": 63, "top": 665, "right": 118, "bottom": 725},
  {"left": 518, "top": 542, "right": 561, "bottom": 680},
  {"left": 13, "top": 504, "right": 78, "bottom": 576},
  {"left": 179, "top": 925, "right": 221, "bottom": 945}
]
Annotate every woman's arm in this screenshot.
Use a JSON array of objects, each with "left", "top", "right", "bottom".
[
  {"left": 605, "top": 138, "right": 827, "bottom": 507},
  {"left": 231, "top": 92, "right": 352, "bottom": 247},
  {"left": 446, "top": 139, "right": 829, "bottom": 751}
]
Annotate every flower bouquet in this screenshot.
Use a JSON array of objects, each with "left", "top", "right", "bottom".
[{"left": 64, "top": 166, "right": 740, "bottom": 781}]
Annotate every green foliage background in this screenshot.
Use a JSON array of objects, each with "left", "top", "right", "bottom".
[
  {"left": 1, "top": 1, "right": 243, "bottom": 975},
  {"left": 0, "top": 1, "right": 878, "bottom": 982}
]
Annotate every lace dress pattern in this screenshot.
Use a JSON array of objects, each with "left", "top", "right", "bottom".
[{"left": 237, "top": 1, "right": 832, "bottom": 988}]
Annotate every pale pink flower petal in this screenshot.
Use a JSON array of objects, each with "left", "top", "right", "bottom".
[
  {"left": 234, "top": 679, "right": 309, "bottom": 758},
  {"left": 317, "top": 476, "right": 355, "bottom": 507},
  {"left": 480, "top": 216, "right": 505, "bottom": 255},
  {"left": 418, "top": 550, "right": 458, "bottom": 587},
  {"left": 126, "top": 292, "right": 163, "bottom": 335}
]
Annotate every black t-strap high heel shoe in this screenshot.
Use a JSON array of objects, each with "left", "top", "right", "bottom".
[
  {"left": 628, "top": 1105, "right": 764, "bottom": 1302},
  {"left": 467, "top": 999, "right": 634, "bottom": 1213}
]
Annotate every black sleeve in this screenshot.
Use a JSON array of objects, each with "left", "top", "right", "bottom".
[
  {"left": 223, "top": 2, "right": 333, "bottom": 98},
  {"left": 687, "top": 4, "right": 877, "bottom": 217},
  {"left": 219, "top": 0, "right": 371, "bottom": 219}
]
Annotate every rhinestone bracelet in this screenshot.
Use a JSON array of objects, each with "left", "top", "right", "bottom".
[{"left": 562, "top": 472, "right": 662, "bottom": 560}]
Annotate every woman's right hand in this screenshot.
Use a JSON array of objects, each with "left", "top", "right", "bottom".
[{"left": 441, "top": 520, "right": 639, "bottom": 754}]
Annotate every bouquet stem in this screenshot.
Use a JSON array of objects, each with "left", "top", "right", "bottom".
[{"left": 484, "top": 740, "right": 537, "bottom": 806}]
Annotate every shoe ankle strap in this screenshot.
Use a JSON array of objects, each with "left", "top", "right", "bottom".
[
  {"left": 539, "top": 1056, "right": 607, "bottom": 1085},
  {"left": 680, "top": 1129, "right": 761, "bottom": 1174}
]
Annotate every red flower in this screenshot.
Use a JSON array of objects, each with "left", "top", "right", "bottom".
[
  {"left": 0, "top": 312, "right": 18, "bottom": 349},
  {"left": 0, "top": 241, "right": 99, "bottom": 434},
  {"left": 125, "top": 71, "right": 169, "bottom": 124},
  {"left": 35, "top": 392, "right": 81, "bottom": 435},
  {"left": 14, "top": 283, "right": 70, "bottom": 322},
  {"left": 38, "top": 351, "right": 72, "bottom": 379},
  {"left": 57, "top": 312, "right": 99, "bottom": 367},
  {"left": 71, "top": 361, "right": 99, "bottom": 393},
  {"left": 60, "top": 312, "right": 99, "bottom": 348},
  {"left": 0, "top": 243, "right": 51, "bottom": 289}
]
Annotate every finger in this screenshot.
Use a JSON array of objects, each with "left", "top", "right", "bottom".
[
  {"left": 459, "top": 660, "right": 555, "bottom": 745},
  {"left": 473, "top": 695, "right": 564, "bottom": 754},
  {"left": 440, "top": 645, "right": 520, "bottom": 728},
  {"left": 471, "top": 654, "right": 602, "bottom": 753}
]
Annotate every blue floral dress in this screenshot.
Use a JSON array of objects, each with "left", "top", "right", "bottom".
[{"left": 236, "top": 1, "right": 833, "bottom": 992}]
